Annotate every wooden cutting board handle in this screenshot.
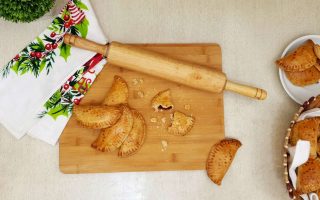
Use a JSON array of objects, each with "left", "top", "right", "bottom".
[{"left": 64, "top": 34, "right": 267, "bottom": 100}]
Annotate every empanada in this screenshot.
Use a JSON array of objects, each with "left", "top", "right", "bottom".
[
  {"left": 206, "top": 139, "right": 241, "bottom": 185},
  {"left": 92, "top": 105, "right": 133, "bottom": 152},
  {"left": 317, "top": 142, "right": 320, "bottom": 157},
  {"left": 314, "top": 44, "right": 320, "bottom": 60},
  {"left": 276, "top": 40, "right": 317, "bottom": 72},
  {"left": 290, "top": 118, "right": 319, "bottom": 158},
  {"left": 167, "top": 111, "right": 194, "bottom": 136},
  {"left": 118, "top": 109, "right": 146, "bottom": 157},
  {"left": 103, "top": 75, "right": 129, "bottom": 106},
  {"left": 297, "top": 159, "right": 320, "bottom": 194},
  {"left": 284, "top": 64, "right": 320, "bottom": 86},
  {"left": 73, "top": 105, "right": 121, "bottom": 129},
  {"left": 151, "top": 89, "right": 174, "bottom": 111}
]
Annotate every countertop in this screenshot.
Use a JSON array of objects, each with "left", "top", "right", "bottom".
[{"left": 1, "top": 0, "right": 319, "bottom": 199}]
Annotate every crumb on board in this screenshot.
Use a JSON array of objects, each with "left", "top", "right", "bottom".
[
  {"left": 137, "top": 91, "right": 144, "bottom": 98},
  {"left": 132, "top": 78, "right": 139, "bottom": 85},
  {"left": 150, "top": 117, "right": 157, "bottom": 123},
  {"left": 132, "top": 78, "right": 144, "bottom": 85},
  {"left": 161, "top": 140, "right": 168, "bottom": 152},
  {"left": 161, "top": 117, "right": 166, "bottom": 124},
  {"left": 184, "top": 104, "right": 191, "bottom": 110},
  {"left": 133, "top": 90, "right": 145, "bottom": 99}
]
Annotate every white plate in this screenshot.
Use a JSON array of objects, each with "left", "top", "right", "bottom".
[{"left": 279, "top": 35, "right": 320, "bottom": 104}]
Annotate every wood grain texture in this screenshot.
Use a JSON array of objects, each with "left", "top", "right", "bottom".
[{"left": 59, "top": 44, "right": 224, "bottom": 174}]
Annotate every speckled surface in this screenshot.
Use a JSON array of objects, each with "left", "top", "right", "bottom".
[{"left": 1, "top": 0, "right": 319, "bottom": 199}]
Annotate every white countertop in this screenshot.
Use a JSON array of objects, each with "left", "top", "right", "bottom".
[{"left": 1, "top": 0, "right": 318, "bottom": 199}]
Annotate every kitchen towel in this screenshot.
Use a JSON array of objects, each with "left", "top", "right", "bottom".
[{"left": 0, "top": 0, "right": 107, "bottom": 142}]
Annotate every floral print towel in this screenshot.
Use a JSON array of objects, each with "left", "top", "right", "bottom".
[{"left": 0, "top": 0, "right": 107, "bottom": 143}]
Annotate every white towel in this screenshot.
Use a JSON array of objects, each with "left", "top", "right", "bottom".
[{"left": 0, "top": 0, "right": 107, "bottom": 143}]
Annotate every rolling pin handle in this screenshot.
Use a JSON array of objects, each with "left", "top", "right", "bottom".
[
  {"left": 225, "top": 80, "right": 267, "bottom": 100},
  {"left": 63, "top": 34, "right": 109, "bottom": 57}
]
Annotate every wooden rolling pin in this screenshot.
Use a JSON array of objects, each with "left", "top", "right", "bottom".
[{"left": 64, "top": 34, "right": 267, "bottom": 100}]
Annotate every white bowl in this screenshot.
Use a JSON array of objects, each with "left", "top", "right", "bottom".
[{"left": 279, "top": 35, "right": 320, "bottom": 104}]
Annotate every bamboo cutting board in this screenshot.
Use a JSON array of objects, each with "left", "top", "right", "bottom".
[{"left": 59, "top": 44, "right": 224, "bottom": 174}]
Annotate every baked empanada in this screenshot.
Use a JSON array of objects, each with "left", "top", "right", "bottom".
[
  {"left": 314, "top": 44, "right": 320, "bottom": 60},
  {"left": 297, "top": 159, "right": 320, "bottom": 194},
  {"left": 317, "top": 142, "right": 320, "bottom": 157},
  {"left": 290, "top": 118, "right": 319, "bottom": 158},
  {"left": 151, "top": 89, "right": 174, "bottom": 111},
  {"left": 73, "top": 105, "right": 121, "bottom": 129},
  {"left": 167, "top": 111, "right": 194, "bottom": 136},
  {"left": 284, "top": 64, "right": 320, "bottom": 86},
  {"left": 118, "top": 109, "right": 146, "bottom": 157},
  {"left": 276, "top": 40, "right": 317, "bottom": 72},
  {"left": 103, "top": 75, "right": 129, "bottom": 106},
  {"left": 206, "top": 139, "right": 241, "bottom": 185},
  {"left": 92, "top": 105, "right": 133, "bottom": 152}
]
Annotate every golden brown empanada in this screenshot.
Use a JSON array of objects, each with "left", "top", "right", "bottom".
[
  {"left": 297, "top": 159, "right": 320, "bottom": 194},
  {"left": 317, "top": 142, "right": 320, "bottom": 157},
  {"left": 92, "top": 105, "right": 133, "bottom": 152},
  {"left": 167, "top": 111, "right": 194, "bottom": 136},
  {"left": 73, "top": 105, "right": 121, "bottom": 129},
  {"left": 276, "top": 40, "right": 317, "bottom": 72},
  {"left": 290, "top": 118, "right": 319, "bottom": 158},
  {"left": 103, "top": 75, "right": 129, "bottom": 106},
  {"left": 314, "top": 44, "right": 320, "bottom": 60},
  {"left": 118, "top": 109, "right": 146, "bottom": 157},
  {"left": 206, "top": 139, "right": 241, "bottom": 185},
  {"left": 284, "top": 64, "right": 320, "bottom": 86},
  {"left": 151, "top": 89, "right": 174, "bottom": 111}
]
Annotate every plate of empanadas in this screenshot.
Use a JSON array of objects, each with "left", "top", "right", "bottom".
[{"left": 277, "top": 35, "right": 320, "bottom": 104}]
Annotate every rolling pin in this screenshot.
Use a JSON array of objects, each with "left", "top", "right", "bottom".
[{"left": 64, "top": 34, "right": 267, "bottom": 100}]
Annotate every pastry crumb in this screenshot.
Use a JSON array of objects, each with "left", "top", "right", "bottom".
[
  {"left": 150, "top": 117, "right": 157, "bottom": 123},
  {"left": 161, "top": 117, "right": 166, "bottom": 124},
  {"left": 132, "top": 78, "right": 139, "bottom": 85},
  {"left": 184, "top": 104, "right": 191, "bottom": 110},
  {"left": 137, "top": 91, "right": 144, "bottom": 98},
  {"left": 161, "top": 140, "right": 168, "bottom": 152},
  {"left": 133, "top": 90, "right": 145, "bottom": 99},
  {"left": 132, "top": 78, "right": 144, "bottom": 86}
]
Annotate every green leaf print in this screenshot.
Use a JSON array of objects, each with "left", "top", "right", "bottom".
[
  {"left": 47, "top": 104, "right": 70, "bottom": 120},
  {"left": 75, "top": 18, "right": 89, "bottom": 38},
  {"left": 74, "top": 0, "right": 88, "bottom": 10},
  {"left": 59, "top": 43, "right": 71, "bottom": 62}
]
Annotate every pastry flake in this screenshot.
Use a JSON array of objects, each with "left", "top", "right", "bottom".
[
  {"left": 151, "top": 89, "right": 174, "bottom": 111},
  {"left": 290, "top": 118, "right": 319, "bottom": 158},
  {"left": 118, "top": 109, "right": 146, "bottom": 157},
  {"left": 92, "top": 105, "right": 133, "bottom": 152},
  {"left": 297, "top": 159, "right": 320, "bottom": 194},
  {"left": 276, "top": 40, "right": 317, "bottom": 72},
  {"left": 206, "top": 138, "right": 241, "bottom": 185},
  {"left": 284, "top": 64, "right": 320, "bottom": 86},
  {"left": 167, "top": 111, "right": 194, "bottom": 136},
  {"left": 103, "top": 75, "right": 129, "bottom": 106},
  {"left": 73, "top": 105, "right": 121, "bottom": 129}
]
